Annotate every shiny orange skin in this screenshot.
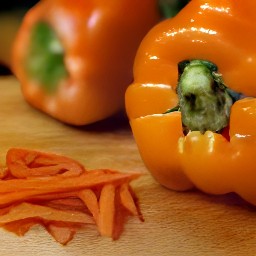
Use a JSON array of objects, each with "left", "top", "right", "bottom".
[
  {"left": 126, "top": 0, "right": 256, "bottom": 203},
  {"left": 12, "top": 0, "right": 160, "bottom": 125}
]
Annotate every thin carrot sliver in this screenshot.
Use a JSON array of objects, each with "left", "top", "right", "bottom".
[
  {"left": 3, "top": 218, "right": 40, "bottom": 236},
  {"left": 111, "top": 186, "right": 128, "bottom": 240},
  {"left": 6, "top": 148, "right": 86, "bottom": 178},
  {"left": 0, "top": 202, "right": 94, "bottom": 225},
  {"left": 0, "top": 191, "right": 80, "bottom": 208},
  {"left": 0, "top": 167, "right": 8, "bottom": 179},
  {"left": 46, "top": 223, "right": 77, "bottom": 245},
  {"left": 0, "top": 172, "right": 140, "bottom": 207},
  {"left": 43, "top": 198, "right": 86, "bottom": 212},
  {"left": 27, "top": 191, "right": 78, "bottom": 202},
  {"left": 0, "top": 171, "right": 140, "bottom": 194},
  {"left": 78, "top": 189, "right": 99, "bottom": 224},
  {"left": 98, "top": 184, "right": 116, "bottom": 238},
  {"left": 119, "top": 183, "right": 139, "bottom": 216}
]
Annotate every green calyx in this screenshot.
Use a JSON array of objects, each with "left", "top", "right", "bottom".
[
  {"left": 25, "top": 21, "right": 68, "bottom": 93},
  {"left": 169, "top": 60, "right": 242, "bottom": 134},
  {"left": 158, "top": 0, "right": 189, "bottom": 18}
]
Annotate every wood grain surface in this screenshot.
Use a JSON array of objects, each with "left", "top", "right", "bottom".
[{"left": 1, "top": 76, "right": 256, "bottom": 256}]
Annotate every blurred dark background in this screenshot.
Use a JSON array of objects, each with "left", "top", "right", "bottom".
[
  {"left": 0, "top": 1, "right": 39, "bottom": 75},
  {"left": 0, "top": 1, "right": 38, "bottom": 11}
]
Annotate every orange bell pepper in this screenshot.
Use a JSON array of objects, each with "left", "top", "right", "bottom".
[
  {"left": 11, "top": 0, "right": 160, "bottom": 125},
  {"left": 125, "top": 0, "right": 256, "bottom": 205}
]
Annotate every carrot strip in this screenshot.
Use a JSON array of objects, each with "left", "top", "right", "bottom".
[
  {"left": 112, "top": 186, "right": 129, "bottom": 240},
  {"left": 43, "top": 198, "right": 87, "bottom": 212},
  {"left": 3, "top": 218, "right": 41, "bottom": 236},
  {"left": 0, "top": 191, "right": 80, "bottom": 208},
  {"left": 46, "top": 222, "right": 78, "bottom": 245},
  {"left": 78, "top": 189, "right": 99, "bottom": 224},
  {"left": 0, "top": 205, "right": 12, "bottom": 215},
  {"left": 28, "top": 191, "right": 78, "bottom": 202},
  {"left": 98, "top": 184, "right": 116, "bottom": 238},
  {"left": 0, "top": 171, "right": 141, "bottom": 208},
  {"left": 0, "top": 167, "right": 8, "bottom": 179},
  {"left": 0, "top": 148, "right": 143, "bottom": 243},
  {"left": 119, "top": 183, "right": 139, "bottom": 216},
  {"left": 6, "top": 148, "right": 86, "bottom": 178},
  {"left": 0, "top": 170, "right": 140, "bottom": 194},
  {"left": 0, "top": 202, "right": 94, "bottom": 225}
]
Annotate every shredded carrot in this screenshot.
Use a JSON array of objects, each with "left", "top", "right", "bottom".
[
  {"left": 3, "top": 218, "right": 41, "bottom": 236},
  {"left": 98, "top": 184, "right": 116, "bottom": 237},
  {"left": 0, "top": 167, "right": 8, "bottom": 179},
  {"left": 0, "top": 170, "right": 140, "bottom": 194},
  {"left": 46, "top": 222, "right": 78, "bottom": 245},
  {"left": 78, "top": 189, "right": 99, "bottom": 224},
  {"left": 0, "top": 202, "right": 94, "bottom": 225},
  {"left": 0, "top": 171, "right": 140, "bottom": 207},
  {"left": 6, "top": 148, "right": 86, "bottom": 178},
  {"left": 119, "top": 183, "right": 139, "bottom": 216},
  {"left": 43, "top": 198, "right": 87, "bottom": 212},
  {"left": 0, "top": 148, "right": 143, "bottom": 244}
]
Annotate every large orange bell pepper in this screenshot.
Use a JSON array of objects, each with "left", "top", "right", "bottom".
[
  {"left": 125, "top": 0, "right": 256, "bottom": 205},
  {"left": 11, "top": 0, "right": 160, "bottom": 125}
]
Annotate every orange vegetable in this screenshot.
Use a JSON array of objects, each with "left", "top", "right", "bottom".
[
  {"left": 43, "top": 198, "right": 88, "bottom": 212},
  {"left": 6, "top": 147, "right": 86, "bottom": 178},
  {"left": 125, "top": 0, "right": 256, "bottom": 205},
  {"left": 3, "top": 218, "right": 40, "bottom": 237},
  {"left": 0, "top": 148, "right": 143, "bottom": 244},
  {"left": 78, "top": 189, "right": 100, "bottom": 224},
  {"left": 98, "top": 184, "right": 116, "bottom": 237},
  {"left": 11, "top": 0, "right": 160, "bottom": 125},
  {"left": 0, "top": 202, "right": 94, "bottom": 225},
  {"left": 46, "top": 222, "right": 78, "bottom": 245},
  {"left": 119, "top": 183, "right": 140, "bottom": 217}
]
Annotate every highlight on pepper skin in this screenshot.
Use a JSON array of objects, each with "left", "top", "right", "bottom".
[{"left": 125, "top": 0, "right": 256, "bottom": 206}]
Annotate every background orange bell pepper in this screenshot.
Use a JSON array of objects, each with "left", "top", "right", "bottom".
[
  {"left": 11, "top": 0, "right": 160, "bottom": 125},
  {"left": 125, "top": 0, "right": 256, "bottom": 205}
]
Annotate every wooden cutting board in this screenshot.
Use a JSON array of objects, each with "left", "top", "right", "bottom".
[{"left": 1, "top": 76, "right": 256, "bottom": 256}]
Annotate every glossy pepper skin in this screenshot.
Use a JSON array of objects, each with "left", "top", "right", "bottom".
[
  {"left": 125, "top": 0, "right": 256, "bottom": 205},
  {"left": 12, "top": 0, "right": 160, "bottom": 125}
]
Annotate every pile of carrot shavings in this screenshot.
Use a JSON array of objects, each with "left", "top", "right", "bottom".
[{"left": 0, "top": 148, "right": 144, "bottom": 245}]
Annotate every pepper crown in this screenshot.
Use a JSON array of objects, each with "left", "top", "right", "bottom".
[{"left": 168, "top": 60, "right": 242, "bottom": 134}]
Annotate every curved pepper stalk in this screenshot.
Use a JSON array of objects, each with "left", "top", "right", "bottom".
[
  {"left": 158, "top": 0, "right": 189, "bottom": 18},
  {"left": 12, "top": 0, "right": 160, "bottom": 125},
  {"left": 125, "top": 0, "right": 256, "bottom": 205}
]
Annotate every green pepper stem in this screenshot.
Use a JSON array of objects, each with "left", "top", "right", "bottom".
[
  {"left": 176, "top": 60, "right": 240, "bottom": 134},
  {"left": 158, "top": 0, "right": 189, "bottom": 18},
  {"left": 25, "top": 22, "right": 68, "bottom": 93}
]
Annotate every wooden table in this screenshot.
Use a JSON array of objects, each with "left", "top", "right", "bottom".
[{"left": 1, "top": 76, "right": 256, "bottom": 256}]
